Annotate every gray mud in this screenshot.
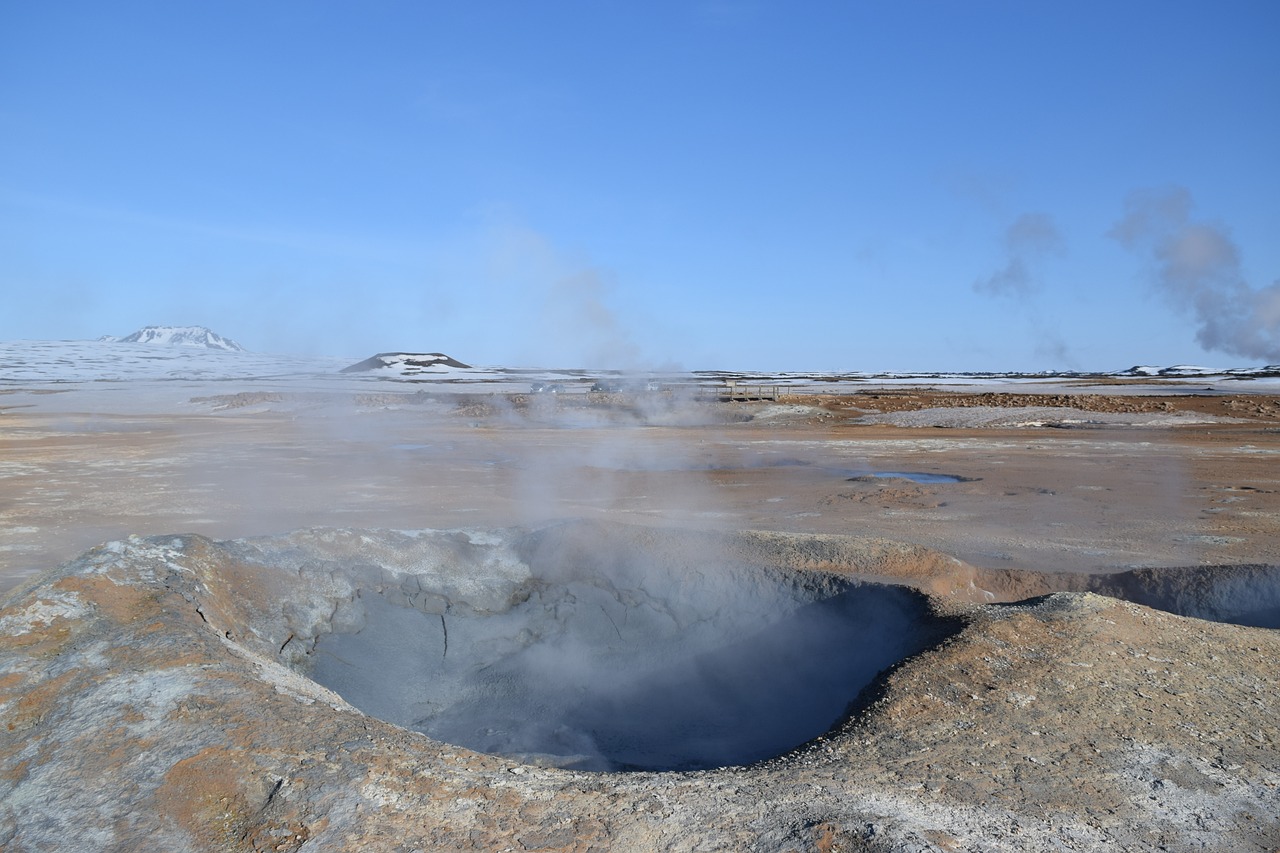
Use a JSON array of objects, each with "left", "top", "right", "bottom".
[
  {"left": 308, "top": 547, "right": 944, "bottom": 771},
  {"left": 219, "top": 522, "right": 956, "bottom": 771}
]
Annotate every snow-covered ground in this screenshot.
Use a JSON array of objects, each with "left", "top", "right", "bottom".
[
  {"left": 2, "top": 338, "right": 1278, "bottom": 411},
  {"left": 0, "top": 339, "right": 348, "bottom": 383}
]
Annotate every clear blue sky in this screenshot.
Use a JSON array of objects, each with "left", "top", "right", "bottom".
[{"left": 2, "top": 1, "right": 1277, "bottom": 370}]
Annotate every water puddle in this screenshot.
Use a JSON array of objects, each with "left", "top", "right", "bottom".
[{"left": 845, "top": 471, "right": 979, "bottom": 484}]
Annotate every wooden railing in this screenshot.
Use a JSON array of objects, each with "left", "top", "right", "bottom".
[{"left": 714, "top": 383, "right": 781, "bottom": 401}]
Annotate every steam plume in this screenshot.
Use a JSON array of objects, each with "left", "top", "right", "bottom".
[
  {"left": 973, "top": 212, "right": 1075, "bottom": 366},
  {"left": 1109, "top": 187, "right": 1280, "bottom": 362},
  {"left": 485, "top": 218, "right": 644, "bottom": 368},
  {"left": 547, "top": 268, "right": 642, "bottom": 368},
  {"left": 973, "top": 212, "right": 1063, "bottom": 297}
]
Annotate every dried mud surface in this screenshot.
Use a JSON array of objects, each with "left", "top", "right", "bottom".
[
  {"left": 1, "top": 386, "right": 1279, "bottom": 851},
  {"left": 2, "top": 389, "right": 1280, "bottom": 595}
]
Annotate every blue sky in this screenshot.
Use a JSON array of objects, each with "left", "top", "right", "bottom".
[{"left": 2, "top": 1, "right": 1277, "bottom": 370}]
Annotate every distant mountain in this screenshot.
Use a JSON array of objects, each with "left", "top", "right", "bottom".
[
  {"left": 102, "top": 326, "right": 246, "bottom": 352},
  {"left": 340, "top": 352, "right": 472, "bottom": 374}
]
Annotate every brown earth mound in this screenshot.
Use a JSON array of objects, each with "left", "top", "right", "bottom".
[
  {"left": 2, "top": 523, "right": 1277, "bottom": 852},
  {"left": 793, "top": 390, "right": 1280, "bottom": 421}
]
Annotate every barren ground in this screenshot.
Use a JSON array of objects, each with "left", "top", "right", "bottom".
[
  {"left": 3, "top": 383, "right": 1280, "bottom": 851},
  {"left": 3, "top": 387, "right": 1279, "bottom": 595}
]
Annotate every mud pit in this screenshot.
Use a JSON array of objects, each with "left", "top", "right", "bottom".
[
  {"left": 3, "top": 382, "right": 1280, "bottom": 850},
  {"left": 3, "top": 520, "right": 1279, "bottom": 851},
  {"left": 1067, "top": 562, "right": 1280, "bottom": 629},
  {"left": 297, "top": 537, "right": 1280, "bottom": 775},
  {"left": 300, "top": 527, "right": 949, "bottom": 771}
]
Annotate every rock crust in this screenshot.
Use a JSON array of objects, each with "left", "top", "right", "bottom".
[{"left": 2, "top": 522, "right": 1278, "bottom": 851}]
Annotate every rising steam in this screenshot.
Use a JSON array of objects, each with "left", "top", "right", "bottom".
[
  {"left": 546, "top": 268, "right": 642, "bottom": 369},
  {"left": 1109, "top": 187, "right": 1280, "bottom": 362},
  {"left": 973, "top": 212, "right": 1074, "bottom": 365},
  {"left": 973, "top": 212, "right": 1063, "bottom": 298}
]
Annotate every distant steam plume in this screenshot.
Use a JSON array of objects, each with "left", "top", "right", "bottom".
[
  {"left": 1109, "top": 187, "right": 1280, "bottom": 362},
  {"left": 483, "top": 218, "right": 644, "bottom": 368},
  {"left": 547, "top": 268, "right": 642, "bottom": 369},
  {"left": 973, "top": 212, "right": 1063, "bottom": 297},
  {"left": 973, "top": 213, "right": 1074, "bottom": 366}
]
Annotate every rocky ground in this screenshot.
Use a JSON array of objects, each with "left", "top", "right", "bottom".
[
  {"left": 802, "top": 389, "right": 1280, "bottom": 421},
  {"left": 1, "top": 523, "right": 1277, "bottom": 852},
  {"left": 1, "top": 384, "right": 1279, "bottom": 850}
]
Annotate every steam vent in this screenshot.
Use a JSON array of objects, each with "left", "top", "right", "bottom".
[{"left": 3, "top": 520, "right": 1279, "bottom": 851}]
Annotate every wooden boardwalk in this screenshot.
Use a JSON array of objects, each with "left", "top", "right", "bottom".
[{"left": 715, "top": 382, "right": 781, "bottom": 401}]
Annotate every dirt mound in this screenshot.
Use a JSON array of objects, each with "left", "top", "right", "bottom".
[{"left": 3, "top": 522, "right": 1278, "bottom": 851}]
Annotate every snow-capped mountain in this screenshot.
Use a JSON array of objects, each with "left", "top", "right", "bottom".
[
  {"left": 103, "top": 326, "right": 246, "bottom": 352},
  {"left": 340, "top": 352, "right": 472, "bottom": 374}
]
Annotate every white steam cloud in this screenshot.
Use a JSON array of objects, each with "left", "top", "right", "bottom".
[{"left": 1109, "top": 187, "right": 1280, "bottom": 362}]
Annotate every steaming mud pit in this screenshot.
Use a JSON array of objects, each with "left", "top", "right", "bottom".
[
  {"left": 3, "top": 384, "right": 1280, "bottom": 849},
  {"left": 300, "top": 526, "right": 950, "bottom": 772}
]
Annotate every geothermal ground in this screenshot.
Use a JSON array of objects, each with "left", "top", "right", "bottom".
[
  {"left": 4, "top": 383, "right": 1280, "bottom": 593},
  {"left": 2, "top": 373, "right": 1279, "bottom": 851}
]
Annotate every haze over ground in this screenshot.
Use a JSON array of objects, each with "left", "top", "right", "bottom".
[{"left": 2, "top": 1, "right": 1277, "bottom": 371}]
